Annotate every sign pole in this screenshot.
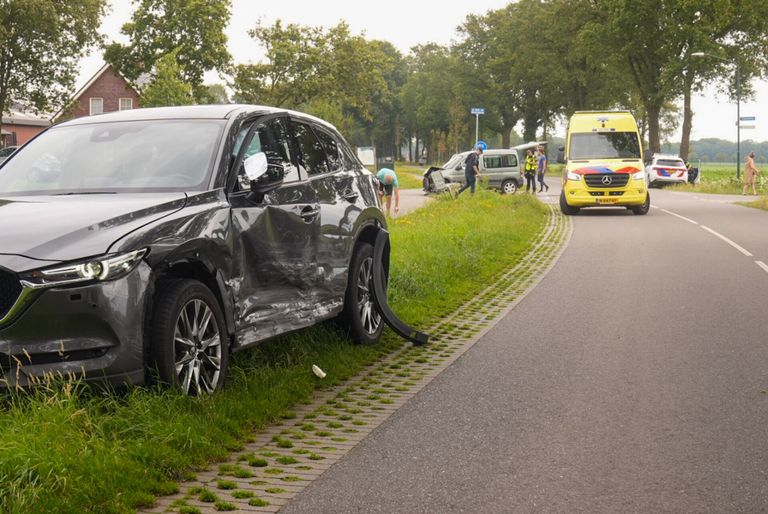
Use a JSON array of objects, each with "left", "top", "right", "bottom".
[{"left": 475, "top": 114, "right": 479, "bottom": 148}]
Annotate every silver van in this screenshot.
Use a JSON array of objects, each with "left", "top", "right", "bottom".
[{"left": 439, "top": 142, "right": 546, "bottom": 194}]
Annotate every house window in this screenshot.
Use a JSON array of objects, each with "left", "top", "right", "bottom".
[
  {"left": 89, "top": 98, "right": 104, "bottom": 115},
  {"left": 119, "top": 98, "right": 133, "bottom": 111}
]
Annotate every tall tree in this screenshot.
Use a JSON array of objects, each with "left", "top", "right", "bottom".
[
  {"left": 592, "top": 0, "right": 768, "bottom": 154},
  {"left": 0, "top": 0, "right": 106, "bottom": 133},
  {"left": 140, "top": 50, "right": 194, "bottom": 107},
  {"left": 105, "top": 0, "right": 232, "bottom": 102},
  {"left": 233, "top": 21, "right": 392, "bottom": 147}
]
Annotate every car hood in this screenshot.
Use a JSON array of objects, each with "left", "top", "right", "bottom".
[{"left": 0, "top": 193, "right": 187, "bottom": 266}]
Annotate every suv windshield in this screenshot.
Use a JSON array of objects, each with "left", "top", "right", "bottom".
[
  {"left": 570, "top": 132, "right": 641, "bottom": 160},
  {"left": 442, "top": 153, "right": 466, "bottom": 170},
  {"left": 0, "top": 120, "right": 225, "bottom": 196}
]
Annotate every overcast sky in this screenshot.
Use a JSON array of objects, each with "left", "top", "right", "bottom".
[{"left": 79, "top": 0, "right": 768, "bottom": 143}]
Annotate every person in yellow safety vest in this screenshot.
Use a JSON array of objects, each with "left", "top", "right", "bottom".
[{"left": 524, "top": 149, "right": 537, "bottom": 193}]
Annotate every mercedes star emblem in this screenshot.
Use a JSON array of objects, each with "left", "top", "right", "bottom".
[{"left": 601, "top": 175, "right": 613, "bottom": 185}]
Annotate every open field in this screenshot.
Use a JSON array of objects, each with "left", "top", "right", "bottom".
[
  {"left": 0, "top": 192, "right": 548, "bottom": 514},
  {"left": 670, "top": 164, "right": 767, "bottom": 195}
]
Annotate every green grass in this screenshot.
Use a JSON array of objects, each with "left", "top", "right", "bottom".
[
  {"left": 739, "top": 196, "right": 768, "bottom": 211},
  {"left": 0, "top": 191, "right": 547, "bottom": 514},
  {"left": 669, "top": 164, "right": 768, "bottom": 195}
]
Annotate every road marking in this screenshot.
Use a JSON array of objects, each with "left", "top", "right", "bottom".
[
  {"left": 756, "top": 261, "right": 768, "bottom": 274},
  {"left": 661, "top": 208, "right": 698, "bottom": 225},
  {"left": 700, "top": 226, "right": 753, "bottom": 257},
  {"left": 650, "top": 205, "right": 660, "bottom": 210}
]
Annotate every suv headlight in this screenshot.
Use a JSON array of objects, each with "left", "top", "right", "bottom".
[
  {"left": 632, "top": 170, "right": 646, "bottom": 180},
  {"left": 21, "top": 249, "right": 148, "bottom": 289},
  {"left": 567, "top": 171, "right": 581, "bottom": 181}
]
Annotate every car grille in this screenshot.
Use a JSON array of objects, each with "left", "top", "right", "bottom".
[
  {"left": 584, "top": 173, "right": 630, "bottom": 188},
  {"left": 0, "top": 269, "right": 21, "bottom": 320}
]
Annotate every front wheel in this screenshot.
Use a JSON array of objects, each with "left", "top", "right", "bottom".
[
  {"left": 149, "top": 279, "right": 229, "bottom": 395},
  {"left": 501, "top": 179, "right": 518, "bottom": 195},
  {"left": 631, "top": 193, "right": 650, "bottom": 215},
  {"left": 559, "top": 192, "right": 580, "bottom": 215},
  {"left": 341, "top": 242, "right": 384, "bottom": 345}
]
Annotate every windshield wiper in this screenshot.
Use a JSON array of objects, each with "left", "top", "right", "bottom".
[{"left": 53, "top": 191, "right": 118, "bottom": 195}]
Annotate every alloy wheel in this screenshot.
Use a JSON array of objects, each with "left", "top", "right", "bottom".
[
  {"left": 174, "top": 299, "right": 222, "bottom": 395},
  {"left": 357, "top": 256, "right": 382, "bottom": 335}
]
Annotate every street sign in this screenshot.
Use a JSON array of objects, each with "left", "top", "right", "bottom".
[
  {"left": 739, "top": 125, "right": 756, "bottom": 130},
  {"left": 476, "top": 140, "right": 488, "bottom": 151},
  {"left": 739, "top": 116, "right": 756, "bottom": 121},
  {"left": 470, "top": 108, "right": 485, "bottom": 115}
]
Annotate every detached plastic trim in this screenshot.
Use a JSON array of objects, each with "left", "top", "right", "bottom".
[{"left": 371, "top": 229, "right": 429, "bottom": 346}]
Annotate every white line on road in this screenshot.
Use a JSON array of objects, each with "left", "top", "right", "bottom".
[
  {"left": 756, "top": 261, "right": 768, "bottom": 274},
  {"left": 700, "top": 226, "right": 753, "bottom": 257},
  {"left": 661, "top": 208, "right": 698, "bottom": 225}
]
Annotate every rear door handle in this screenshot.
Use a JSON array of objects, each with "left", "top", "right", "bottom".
[{"left": 300, "top": 205, "right": 320, "bottom": 222}]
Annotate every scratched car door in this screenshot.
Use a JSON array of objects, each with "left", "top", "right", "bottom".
[{"left": 228, "top": 115, "right": 321, "bottom": 344}]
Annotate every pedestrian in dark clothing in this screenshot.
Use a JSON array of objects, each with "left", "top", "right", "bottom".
[
  {"left": 537, "top": 147, "right": 549, "bottom": 192},
  {"left": 458, "top": 146, "right": 483, "bottom": 195},
  {"left": 524, "top": 148, "right": 537, "bottom": 193}
]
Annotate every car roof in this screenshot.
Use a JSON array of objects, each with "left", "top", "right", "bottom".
[
  {"left": 653, "top": 154, "right": 684, "bottom": 161},
  {"left": 55, "top": 104, "right": 339, "bottom": 131}
]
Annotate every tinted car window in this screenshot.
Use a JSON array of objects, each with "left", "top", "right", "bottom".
[
  {"left": 484, "top": 154, "right": 517, "bottom": 169},
  {"left": 0, "top": 120, "right": 224, "bottom": 195},
  {"left": 316, "top": 129, "right": 343, "bottom": 172},
  {"left": 293, "top": 122, "right": 329, "bottom": 176},
  {"left": 233, "top": 118, "right": 299, "bottom": 185}
]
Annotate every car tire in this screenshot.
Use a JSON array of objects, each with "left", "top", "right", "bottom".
[
  {"left": 501, "top": 179, "right": 518, "bottom": 195},
  {"left": 341, "top": 242, "right": 385, "bottom": 345},
  {"left": 631, "top": 193, "right": 650, "bottom": 215},
  {"left": 559, "top": 191, "right": 580, "bottom": 215},
  {"left": 149, "top": 279, "right": 229, "bottom": 395}
]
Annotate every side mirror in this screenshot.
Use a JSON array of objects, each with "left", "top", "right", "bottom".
[
  {"left": 455, "top": 165, "right": 462, "bottom": 171},
  {"left": 242, "top": 152, "right": 285, "bottom": 195},
  {"left": 244, "top": 152, "right": 269, "bottom": 181},
  {"left": 556, "top": 147, "right": 565, "bottom": 164}
]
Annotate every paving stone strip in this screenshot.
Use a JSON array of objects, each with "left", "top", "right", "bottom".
[{"left": 143, "top": 205, "right": 571, "bottom": 514}]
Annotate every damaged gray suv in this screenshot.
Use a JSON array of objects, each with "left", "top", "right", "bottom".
[{"left": 0, "top": 105, "right": 388, "bottom": 394}]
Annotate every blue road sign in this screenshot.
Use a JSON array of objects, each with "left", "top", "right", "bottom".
[
  {"left": 740, "top": 116, "right": 756, "bottom": 121},
  {"left": 471, "top": 108, "right": 485, "bottom": 115},
  {"left": 476, "top": 140, "right": 488, "bottom": 151}
]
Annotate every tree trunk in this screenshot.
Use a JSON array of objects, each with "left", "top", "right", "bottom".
[
  {"left": 408, "top": 134, "right": 413, "bottom": 162},
  {"left": 523, "top": 115, "right": 537, "bottom": 142},
  {"left": 646, "top": 102, "right": 662, "bottom": 153},
  {"left": 501, "top": 125, "right": 511, "bottom": 148},
  {"left": 679, "top": 74, "right": 694, "bottom": 160},
  {"left": 414, "top": 134, "right": 419, "bottom": 163}
]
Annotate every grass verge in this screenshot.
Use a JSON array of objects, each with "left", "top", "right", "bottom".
[
  {"left": 670, "top": 165, "right": 767, "bottom": 195},
  {"left": 0, "top": 191, "right": 548, "bottom": 514},
  {"left": 738, "top": 196, "right": 768, "bottom": 211}
]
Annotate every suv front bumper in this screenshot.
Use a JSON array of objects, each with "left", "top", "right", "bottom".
[{"left": 0, "top": 263, "right": 152, "bottom": 389}]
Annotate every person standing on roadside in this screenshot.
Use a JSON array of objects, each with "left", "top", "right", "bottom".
[
  {"left": 458, "top": 146, "right": 482, "bottom": 195},
  {"left": 524, "top": 148, "right": 537, "bottom": 193},
  {"left": 743, "top": 151, "right": 760, "bottom": 195},
  {"left": 376, "top": 167, "right": 400, "bottom": 216},
  {"left": 537, "top": 146, "right": 549, "bottom": 193}
]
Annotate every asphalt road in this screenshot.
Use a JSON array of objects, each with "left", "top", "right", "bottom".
[{"left": 282, "top": 181, "right": 768, "bottom": 513}]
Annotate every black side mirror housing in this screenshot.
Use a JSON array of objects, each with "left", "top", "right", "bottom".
[{"left": 251, "top": 164, "right": 285, "bottom": 195}]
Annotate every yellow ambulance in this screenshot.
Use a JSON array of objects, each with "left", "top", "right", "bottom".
[{"left": 559, "top": 111, "right": 649, "bottom": 215}]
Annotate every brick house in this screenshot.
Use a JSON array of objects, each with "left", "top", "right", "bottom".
[
  {"left": 1, "top": 107, "right": 50, "bottom": 146},
  {"left": 57, "top": 63, "right": 140, "bottom": 121}
]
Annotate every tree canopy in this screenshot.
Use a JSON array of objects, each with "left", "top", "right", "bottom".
[{"left": 0, "top": 0, "right": 106, "bottom": 130}]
